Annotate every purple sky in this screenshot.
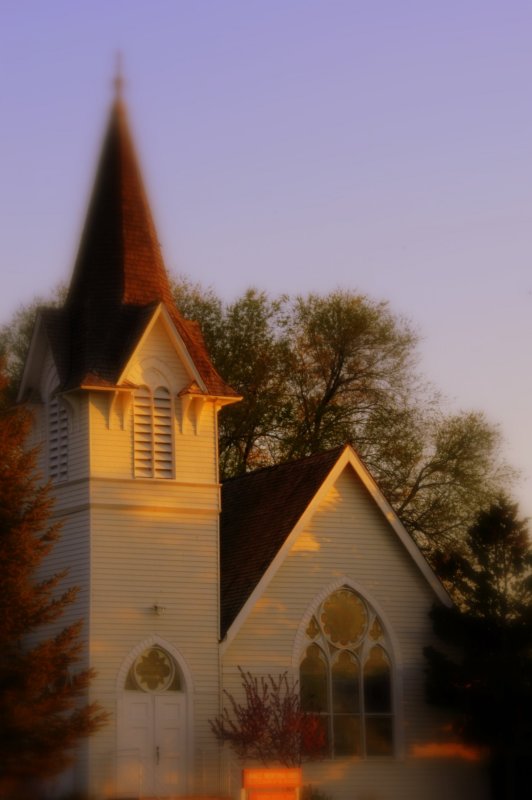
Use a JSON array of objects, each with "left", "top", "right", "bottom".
[{"left": 1, "top": 1, "right": 531, "bottom": 518}]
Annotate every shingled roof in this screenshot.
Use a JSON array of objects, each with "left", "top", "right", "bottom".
[
  {"left": 219, "top": 445, "right": 345, "bottom": 637},
  {"left": 36, "top": 94, "right": 237, "bottom": 397}
]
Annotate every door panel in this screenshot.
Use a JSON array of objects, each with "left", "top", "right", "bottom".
[
  {"left": 118, "top": 693, "right": 154, "bottom": 797},
  {"left": 118, "top": 692, "right": 185, "bottom": 798},
  {"left": 155, "top": 694, "right": 186, "bottom": 796}
]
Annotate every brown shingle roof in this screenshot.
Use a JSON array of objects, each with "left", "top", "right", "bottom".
[
  {"left": 51, "top": 97, "right": 236, "bottom": 397},
  {"left": 220, "top": 445, "right": 346, "bottom": 637}
]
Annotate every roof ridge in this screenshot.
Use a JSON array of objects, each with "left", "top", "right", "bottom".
[{"left": 222, "top": 444, "right": 346, "bottom": 485}]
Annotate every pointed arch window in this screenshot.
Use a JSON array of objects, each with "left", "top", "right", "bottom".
[
  {"left": 125, "top": 646, "right": 181, "bottom": 692},
  {"left": 300, "top": 587, "right": 394, "bottom": 758},
  {"left": 49, "top": 392, "right": 68, "bottom": 482},
  {"left": 133, "top": 386, "right": 174, "bottom": 479}
]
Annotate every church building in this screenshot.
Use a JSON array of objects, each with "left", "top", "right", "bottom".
[{"left": 18, "top": 87, "right": 487, "bottom": 800}]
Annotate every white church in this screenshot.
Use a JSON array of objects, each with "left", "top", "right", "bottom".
[{"left": 18, "top": 87, "right": 488, "bottom": 800}]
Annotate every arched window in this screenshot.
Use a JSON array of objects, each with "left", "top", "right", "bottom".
[
  {"left": 133, "top": 386, "right": 173, "bottom": 479},
  {"left": 125, "top": 645, "right": 181, "bottom": 692},
  {"left": 49, "top": 392, "right": 68, "bottom": 482},
  {"left": 300, "top": 587, "right": 394, "bottom": 758}
]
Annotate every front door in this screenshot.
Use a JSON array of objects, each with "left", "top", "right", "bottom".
[{"left": 117, "top": 646, "right": 186, "bottom": 798}]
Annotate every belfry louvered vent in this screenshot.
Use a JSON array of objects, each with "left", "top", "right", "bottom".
[
  {"left": 133, "top": 386, "right": 173, "bottom": 479},
  {"left": 49, "top": 394, "right": 68, "bottom": 482},
  {"left": 153, "top": 387, "right": 173, "bottom": 479}
]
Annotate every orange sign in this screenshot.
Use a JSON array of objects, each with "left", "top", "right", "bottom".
[
  {"left": 243, "top": 767, "right": 302, "bottom": 789},
  {"left": 249, "top": 792, "right": 297, "bottom": 800}
]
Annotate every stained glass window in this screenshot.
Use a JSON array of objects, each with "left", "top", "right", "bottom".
[
  {"left": 321, "top": 589, "right": 367, "bottom": 647},
  {"left": 300, "top": 644, "right": 328, "bottom": 712},
  {"left": 300, "top": 587, "right": 393, "bottom": 758},
  {"left": 125, "top": 647, "right": 181, "bottom": 692}
]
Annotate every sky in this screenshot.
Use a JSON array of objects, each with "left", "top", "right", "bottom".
[{"left": 1, "top": 0, "right": 531, "bottom": 519}]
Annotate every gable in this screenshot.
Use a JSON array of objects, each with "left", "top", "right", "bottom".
[
  {"left": 121, "top": 308, "right": 200, "bottom": 394},
  {"left": 220, "top": 445, "right": 448, "bottom": 648},
  {"left": 220, "top": 447, "right": 344, "bottom": 637},
  {"left": 17, "top": 311, "right": 61, "bottom": 403}
]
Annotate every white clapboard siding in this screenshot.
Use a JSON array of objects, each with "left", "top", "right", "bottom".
[
  {"left": 87, "top": 505, "right": 222, "bottom": 796},
  {"left": 222, "top": 466, "right": 487, "bottom": 800}
]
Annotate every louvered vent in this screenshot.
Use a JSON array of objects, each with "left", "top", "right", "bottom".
[
  {"left": 134, "top": 386, "right": 154, "bottom": 477},
  {"left": 49, "top": 394, "right": 68, "bottom": 482},
  {"left": 133, "top": 386, "right": 173, "bottom": 479},
  {"left": 153, "top": 387, "right": 173, "bottom": 479}
]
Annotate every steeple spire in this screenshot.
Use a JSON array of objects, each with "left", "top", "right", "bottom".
[
  {"left": 66, "top": 89, "right": 175, "bottom": 314},
  {"left": 38, "top": 82, "right": 238, "bottom": 398}
]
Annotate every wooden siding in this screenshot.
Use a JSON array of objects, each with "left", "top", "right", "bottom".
[
  {"left": 89, "top": 319, "right": 219, "bottom": 485},
  {"left": 87, "top": 505, "right": 222, "bottom": 796},
  {"left": 222, "top": 466, "right": 487, "bottom": 800},
  {"left": 84, "top": 320, "right": 224, "bottom": 797}
]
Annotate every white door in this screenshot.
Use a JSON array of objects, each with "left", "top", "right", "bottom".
[{"left": 118, "top": 691, "right": 186, "bottom": 798}]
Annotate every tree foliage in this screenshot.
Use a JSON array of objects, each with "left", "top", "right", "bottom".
[
  {"left": 173, "top": 276, "right": 511, "bottom": 558},
  {"left": 0, "top": 369, "right": 107, "bottom": 797},
  {"left": 0, "top": 284, "right": 65, "bottom": 402},
  {"left": 209, "top": 667, "right": 325, "bottom": 766},
  {"left": 424, "top": 498, "right": 532, "bottom": 799},
  {"left": 2, "top": 276, "right": 513, "bottom": 559}
]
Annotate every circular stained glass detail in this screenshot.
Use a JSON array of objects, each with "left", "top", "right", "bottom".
[
  {"left": 127, "top": 647, "right": 178, "bottom": 692},
  {"left": 321, "top": 589, "right": 368, "bottom": 647}
]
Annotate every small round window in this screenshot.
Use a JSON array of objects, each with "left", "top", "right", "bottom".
[{"left": 125, "top": 646, "right": 181, "bottom": 692}]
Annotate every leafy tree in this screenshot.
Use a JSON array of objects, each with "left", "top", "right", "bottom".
[
  {"left": 209, "top": 667, "right": 325, "bottom": 766},
  {"left": 2, "top": 277, "right": 512, "bottom": 559},
  {"left": 0, "top": 369, "right": 108, "bottom": 798},
  {"left": 424, "top": 498, "right": 532, "bottom": 799},
  {"left": 0, "top": 283, "right": 66, "bottom": 401},
  {"left": 172, "top": 278, "right": 510, "bottom": 559},
  {"left": 174, "top": 277, "right": 290, "bottom": 474},
  {"left": 280, "top": 290, "right": 417, "bottom": 460}
]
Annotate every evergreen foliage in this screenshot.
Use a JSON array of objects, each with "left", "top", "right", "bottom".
[
  {"left": 0, "top": 370, "right": 108, "bottom": 797},
  {"left": 424, "top": 498, "right": 532, "bottom": 799}
]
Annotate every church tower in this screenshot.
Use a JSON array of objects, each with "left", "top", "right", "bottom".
[{"left": 18, "top": 85, "right": 239, "bottom": 799}]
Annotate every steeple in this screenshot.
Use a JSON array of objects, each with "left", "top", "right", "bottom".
[
  {"left": 66, "top": 94, "right": 175, "bottom": 314},
  {"left": 32, "top": 86, "right": 238, "bottom": 399}
]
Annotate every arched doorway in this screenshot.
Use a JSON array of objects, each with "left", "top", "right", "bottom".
[{"left": 117, "top": 644, "right": 188, "bottom": 797}]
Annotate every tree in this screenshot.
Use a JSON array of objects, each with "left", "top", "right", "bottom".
[
  {"left": 209, "top": 667, "right": 325, "bottom": 766},
  {"left": 424, "top": 498, "right": 532, "bottom": 799},
  {"left": 0, "top": 283, "right": 65, "bottom": 402},
  {"left": 0, "top": 370, "right": 107, "bottom": 798},
  {"left": 2, "top": 277, "right": 512, "bottom": 559},
  {"left": 173, "top": 277, "right": 290, "bottom": 475},
  {"left": 280, "top": 290, "right": 417, "bottom": 461},
  {"left": 172, "top": 278, "right": 510, "bottom": 559}
]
